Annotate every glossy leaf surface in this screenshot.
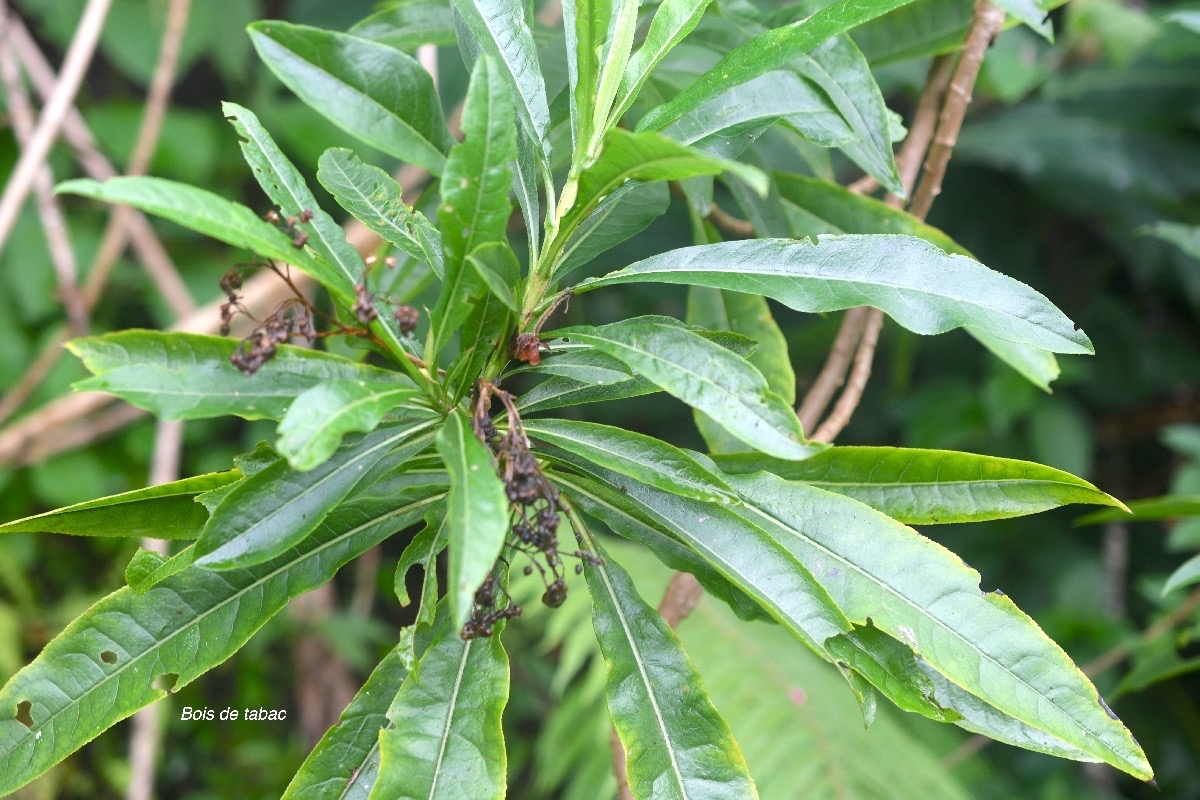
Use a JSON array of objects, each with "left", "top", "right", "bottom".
[
  {"left": 576, "top": 237, "right": 1094, "bottom": 354},
  {"left": 0, "top": 471, "right": 237, "bottom": 539},
  {"left": 711, "top": 447, "right": 1126, "bottom": 524},
  {"left": 249, "top": 21, "right": 450, "bottom": 173},
  {"left": 0, "top": 490, "right": 441, "bottom": 794},
  {"left": 583, "top": 539, "right": 759, "bottom": 800},
  {"left": 436, "top": 409, "right": 509, "bottom": 629}
]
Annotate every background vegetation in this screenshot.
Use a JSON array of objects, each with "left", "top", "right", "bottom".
[{"left": 0, "top": 0, "right": 1198, "bottom": 797}]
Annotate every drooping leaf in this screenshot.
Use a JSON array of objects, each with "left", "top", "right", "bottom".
[
  {"left": 394, "top": 514, "right": 448, "bottom": 627},
  {"left": 436, "top": 409, "right": 510, "bottom": 630},
  {"left": 283, "top": 645, "right": 410, "bottom": 800},
  {"left": 711, "top": 446, "right": 1126, "bottom": 524},
  {"left": 0, "top": 488, "right": 441, "bottom": 794},
  {"left": 549, "top": 316, "right": 824, "bottom": 460},
  {"left": 0, "top": 471, "right": 237, "bottom": 539},
  {"left": 551, "top": 181, "right": 670, "bottom": 282},
  {"left": 429, "top": 56, "right": 516, "bottom": 362},
  {"left": 637, "top": 0, "right": 915, "bottom": 136},
  {"left": 723, "top": 470, "right": 1153, "bottom": 779},
  {"left": 559, "top": 460, "right": 849, "bottom": 654},
  {"left": 1143, "top": 221, "right": 1200, "bottom": 261},
  {"left": 276, "top": 381, "right": 426, "bottom": 472},
  {"left": 775, "top": 171, "right": 1062, "bottom": 389},
  {"left": 1075, "top": 494, "right": 1200, "bottom": 527},
  {"left": 574, "top": 236, "right": 1094, "bottom": 354},
  {"left": 446, "top": 243, "right": 521, "bottom": 402},
  {"left": 68, "top": 331, "right": 410, "bottom": 422},
  {"left": 582, "top": 538, "right": 760, "bottom": 800},
  {"left": 55, "top": 177, "right": 334, "bottom": 284},
  {"left": 1163, "top": 554, "right": 1200, "bottom": 596},
  {"left": 196, "top": 418, "right": 440, "bottom": 569},
  {"left": 350, "top": 0, "right": 457, "bottom": 50},
  {"left": 317, "top": 147, "right": 444, "bottom": 278},
  {"left": 248, "top": 21, "right": 450, "bottom": 173},
  {"left": 450, "top": 0, "right": 551, "bottom": 164},
  {"left": 522, "top": 418, "right": 734, "bottom": 503},
  {"left": 991, "top": 0, "right": 1053, "bottom": 40},
  {"left": 372, "top": 606, "right": 508, "bottom": 800}
]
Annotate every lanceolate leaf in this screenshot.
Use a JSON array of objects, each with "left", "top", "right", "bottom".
[
  {"left": 196, "top": 419, "right": 440, "bottom": 569},
  {"left": 581, "top": 538, "right": 759, "bottom": 800},
  {"left": 565, "top": 0, "right": 610, "bottom": 154},
  {"left": 637, "top": 0, "right": 915, "bottom": 134},
  {"left": 711, "top": 447, "right": 1126, "bottom": 524},
  {"left": 430, "top": 56, "right": 516, "bottom": 361},
  {"left": 559, "top": 129, "right": 767, "bottom": 243},
  {"left": 1164, "top": 554, "right": 1200, "bottom": 596},
  {"left": 574, "top": 237, "right": 1094, "bottom": 354},
  {"left": 395, "top": 515, "right": 448, "bottom": 627},
  {"left": 551, "top": 181, "right": 670, "bottom": 282},
  {"left": 558, "top": 461, "right": 849, "bottom": 654},
  {"left": 523, "top": 419, "right": 733, "bottom": 503},
  {"left": 611, "top": 0, "right": 714, "bottom": 126},
  {"left": 436, "top": 409, "right": 510, "bottom": 630},
  {"left": 372, "top": 608, "right": 509, "bottom": 800},
  {"left": 317, "top": 147, "right": 444, "bottom": 277},
  {"left": 0, "top": 489, "right": 442, "bottom": 795},
  {"left": 516, "top": 373, "right": 660, "bottom": 415},
  {"left": 723, "top": 470, "right": 1153, "bottom": 779},
  {"left": 0, "top": 471, "right": 238, "bottom": 539},
  {"left": 55, "top": 178, "right": 332, "bottom": 282},
  {"left": 450, "top": 0, "right": 551, "bottom": 164},
  {"left": 1075, "top": 495, "right": 1200, "bottom": 526},
  {"left": 774, "top": 171, "right": 1061, "bottom": 389},
  {"left": 550, "top": 317, "right": 824, "bottom": 460},
  {"left": 248, "top": 21, "right": 450, "bottom": 173},
  {"left": 276, "top": 381, "right": 426, "bottom": 471},
  {"left": 350, "top": 0, "right": 457, "bottom": 50},
  {"left": 69, "top": 331, "right": 410, "bottom": 422},
  {"left": 283, "top": 646, "right": 410, "bottom": 800}
]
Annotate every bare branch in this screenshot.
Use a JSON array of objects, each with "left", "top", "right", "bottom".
[
  {"left": 707, "top": 202, "right": 754, "bottom": 239},
  {"left": 90, "top": 0, "right": 195, "bottom": 320},
  {"left": 797, "top": 307, "right": 869, "bottom": 434},
  {"left": 0, "top": 12, "right": 88, "bottom": 336},
  {"left": 811, "top": 307, "right": 883, "bottom": 443},
  {"left": 0, "top": 0, "right": 113, "bottom": 250}
]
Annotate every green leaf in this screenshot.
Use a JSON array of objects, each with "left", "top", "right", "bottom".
[
  {"left": 1164, "top": 554, "right": 1200, "bottom": 596},
  {"left": 248, "top": 21, "right": 450, "bottom": 173},
  {"left": 446, "top": 244, "right": 521, "bottom": 402},
  {"left": 222, "top": 103, "right": 411, "bottom": 355},
  {"left": 851, "top": 0, "right": 975, "bottom": 64},
  {"left": 610, "top": 0, "right": 714, "bottom": 127},
  {"left": 575, "top": 237, "right": 1094, "bottom": 354},
  {"left": 468, "top": 250, "right": 520, "bottom": 312},
  {"left": 774, "top": 172, "right": 1061, "bottom": 388},
  {"left": 825, "top": 623, "right": 963, "bottom": 723},
  {"left": 450, "top": 0, "right": 550, "bottom": 163},
  {"left": 557, "top": 461, "right": 849, "bottom": 653},
  {"left": 550, "top": 316, "right": 824, "bottom": 460},
  {"left": 560, "top": 129, "right": 767, "bottom": 244},
  {"left": 724, "top": 470, "right": 1153, "bottom": 779},
  {"left": 581, "top": 538, "right": 759, "bottom": 800},
  {"left": 588, "top": 0, "right": 639, "bottom": 154},
  {"left": 350, "top": 0, "right": 457, "bottom": 50},
  {"left": 196, "top": 418, "right": 439, "bottom": 569},
  {"left": 1143, "top": 221, "right": 1200, "bottom": 261},
  {"left": 551, "top": 182, "right": 670, "bottom": 283},
  {"left": 637, "top": 0, "right": 915, "bottom": 136},
  {"left": 55, "top": 177, "right": 331, "bottom": 282},
  {"left": 516, "top": 374, "right": 661, "bottom": 416},
  {"left": 1075, "top": 494, "right": 1200, "bottom": 527},
  {"left": 712, "top": 447, "right": 1126, "bottom": 524},
  {"left": 69, "top": 331, "right": 408, "bottom": 422},
  {"left": 992, "top": 0, "right": 1053, "bottom": 40},
  {"left": 687, "top": 287, "right": 795, "bottom": 454},
  {"left": 317, "top": 147, "right": 444, "bottom": 278},
  {"left": 430, "top": 56, "right": 516, "bottom": 362},
  {"left": 372, "top": 606, "right": 509, "bottom": 800},
  {"left": 436, "top": 409, "right": 509, "bottom": 630},
  {"left": 276, "top": 381, "right": 425, "bottom": 472},
  {"left": 564, "top": 0, "right": 610, "bottom": 155},
  {"left": 395, "top": 514, "right": 448, "bottom": 627},
  {"left": 283, "top": 645, "right": 410, "bottom": 800},
  {"left": 0, "top": 489, "right": 441, "bottom": 794},
  {"left": 0, "top": 471, "right": 237, "bottom": 539},
  {"left": 522, "top": 418, "right": 734, "bottom": 503},
  {"left": 128, "top": 547, "right": 196, "bottom": 594}
]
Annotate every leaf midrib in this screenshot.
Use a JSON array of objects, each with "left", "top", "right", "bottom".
[{"left": 426, "top": 639, "right": 473, "bottom": 799}]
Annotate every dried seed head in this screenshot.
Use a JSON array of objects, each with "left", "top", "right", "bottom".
[{"left": 394, "top": 304, "right": 420, "bottom": 335}]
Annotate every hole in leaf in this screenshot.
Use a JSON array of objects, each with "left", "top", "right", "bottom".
[
  {"left": 155, "top": 673, "right": 179, "bottom": 694},
  {"left": 100, "top": 650, "right": 118, "bottom": 665},
  {"left": 15, "top": 701, "right": 33, "bottom": 728}
]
